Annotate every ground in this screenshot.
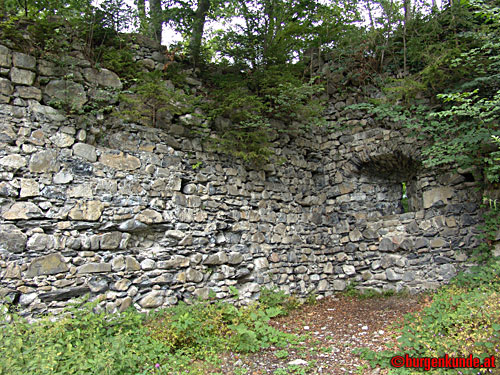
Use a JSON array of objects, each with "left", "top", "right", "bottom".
[{"left": 215, "top": 294, "right": 426, "bottom": 375}]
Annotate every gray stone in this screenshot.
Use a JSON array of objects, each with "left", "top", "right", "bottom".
[
  {"left": 137, "top": 209, "right": 163, "bottom": 224},
  {"left": 423, "top": 187, "right": 453, "bottom": 209},
  {"left": 386, "top": 268, "right": 402, "bottom": 281},
  {"left": 44, "top": 80, "right": 87, "bottom": 110},
  {"left": 4, "top": 263, "right": 21, "bottom": 278},
  {"left": 40, "top": 287, "right": 90, "bottom": 302},
  {"left": 125, "top": 256, "right": 141, "bottom": 271},
  {"left": 165, "top": 229, "right": 184, "bottom": 239},
  {"left": 254, "top": 257, "right": 269, "bottom": 270},
  {"left": 114, "top": 279, "right": 132, "bottom": 291},
  {"left": 27, "top": 233, "right": 52, "bottom": 251},
  {"left": 228, "top": 252, "right": 244, "bottom": 264},
  {"left": 19, "top": 292, "right": 37, "bottom": 306},
  {"left": 119, "top": 297, "right": 133, "bottom": 312},
  {"left": 342, "top": 265, "right": 356, "bottom": 276},
  {"left": 19, "top": 179, "right": 39, "bottom": 198},
  {"left": 15, "top": 86, "right": 42, "bottom": 100},
  {"left": 29, "top": 150, "right": 59, "bottom": 173},
  {"left": 12, "top": 52, "right": 36, "bottom": 70},
  {"left": 0, "top": 78, "right": 13, "bottom": 96},
  {"left": 88, "top": 277, "right": 109, "bottom": 292},
  {"left": 100, "top": 232, "right": 122, "bottom": 250},
  {"left": 50, "top": 132, "right": 75, "bottom": 148},
  {"left": 10, "top": 67, "right": 35, "bottom": 85},
  {"left": 379, "top": 238, "right": 396, "bottom": 251},
  {"left": 139, "top": 291, "right": 164, "bottom": 308},
  {"left": 186, "top": 268, "right": 204, "bottom": 282},
  {"left": 0, "top": 154, "right": 26, "bottom": 169},
  {"left": 0, "top": 225, "right": 27, "bottom": 253},
  {"left": 29, "top": 101, "right": 65, "bottom": 122},
  {"left": 69, "top": 201, "right": 105, "bottom": 221},
  {"left": 119, "top": 219, "right": 148, "bottom": 232},
  {"left": 204, "top": 252, "right": 228, "bottom": 265},
  {"left": 160, "top": 255, "right": 190, "bottom": 269},
  {"left": 140, "top": 259, "right": 156, "bottom": 270},
  {"left": 2, "top": 202, "right": 43, "bottom": 220},
  {"left": 77, "top": 263, "right": 112, "bottom": 274},
  {"left": 332, "top": 280, "right": 346, "bottom": 291},
  {"left": 72, "top": 143, "right": 97, "bottom": 162},
  {"left": 26, "top": 253, "right": 69, "bottom": 277},
  {"left": 0, "top": 45, "right": 11, "bottom": 67},
  {"left": 53, "top": 170, "right": 74, "bottom": 184},
  {"left": 83, "top": 68, "right": 123, "bottom": 89},
  {"left": 100, "top": 152, "right": 141, "bottom": 171}
]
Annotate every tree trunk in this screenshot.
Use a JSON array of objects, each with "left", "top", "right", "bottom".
[
  {"left": 189, "top": 0, "right": 210, "bottom": 67},
  {"left": 403, "top": 0, "right": 410, "bottom": 75},
  {"left": 149, "top": 0, "right": 163, "bottom": 44},
  {"left": 136, "top": 0, "right": 147, "bottom": 32}
]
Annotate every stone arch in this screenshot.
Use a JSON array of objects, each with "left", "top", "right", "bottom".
[{"left": 352, "top": 150, "right": 423, "bottom": 214}]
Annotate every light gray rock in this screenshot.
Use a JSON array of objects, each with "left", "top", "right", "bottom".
[
  {"left": 12, "top": 52, "right": 36, "bottom": 70},
  {"left": 139, "top": 291, "right": 163, "bottom": 308},
  {"left": 53, "top": 170, "right": 74, "bottom": 184},
  {"left": 27, "top": 233, "right": 52, "bottom": 251},
  {"left": 0, "top": 154, "right": 26, "bottom": 169},
  {"left": 29, "top": 150, "right": 59, "bottom": 173},
  {"left": 44, "top": 80, "right": 87, "bottom": 110},
  {"left": 100, "top": 232, "right": 122, "bottom": 250},
  {"left": 26, "top": 253, "right": 69, "bottom": 277},
  {"left": 72, "top": 143, "right": 97, "bottom": 162},
  {"left": 0, "top": 45, "right": 12, "bottom": 67},
  {"left": 10, "top": 67, "right": 35, "bottom": 85},
  {"left": 29, "top": 101, "right": 66, "bottom": 121},
  {"left": 77, "top": 263, "right": 112, "bottom": 274},
  {"left": 50, "top": 132, "right": 75, "bottom": 148},
  {"left": 2, "top": 202, "right": 43, "bottom": 220},
  {"left": 69, "top": 201, "right": 104, "bottom": 221},
  {"left": 15, "top": 86, "right": 42, "bottom": 100},
  {"left": 0, "top": 78, "right": 13, "bottom": 96},
  {"left": 0, "top": 225, "right": 27, "bottom": 253},
  {"left": 204, "top": 252, "right": 228, "bottom": 265},
  {"left": 83, "top": 68, "right": 123, "bottom": 89}
]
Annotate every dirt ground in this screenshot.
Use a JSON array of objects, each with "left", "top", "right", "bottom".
[{"left": 216, "top": 294, "right": 427, "bottom": 375}]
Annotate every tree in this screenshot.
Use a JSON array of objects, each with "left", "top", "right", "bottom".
[{"left": 189, "top": 0, "right": 210, "bottom": 66}]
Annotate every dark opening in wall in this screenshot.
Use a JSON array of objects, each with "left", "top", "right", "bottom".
[{"left": 354, "top": 152, "right": 422, "bottom": 214}]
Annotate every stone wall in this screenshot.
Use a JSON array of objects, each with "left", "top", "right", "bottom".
[{"left": 0, "top": 40, "right": 484, "bottom": 316}]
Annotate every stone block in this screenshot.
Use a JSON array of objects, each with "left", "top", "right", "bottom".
[
  {"left": 2, "top": 202, "right": 43, "bottom": 220},
  {"left": 72, "top": 143, "right": 97, "bottom": 162},
  {"left": 29, "top": 150, "right": 59, "bottom": 172},
  {"left": 0, "top": 45, "right": 12, "bottom": 67},
  {"left": 77, "top": 263, "right": 112, "bottom": 274},
  {"left": 69, "top": 201, "right": 104, "bottom": 221},
  {"left": 100, "top": 152, "right": 141, "bottom": 171},
  {"left": 26, "top": 253, "right": 69, "bottom": 277},
  {"left": 44, "top": 79, "right": 87, "bottom": 110},
  {"left": 0, "top": 225, "right": 27, "bottom": 253},
  {"left": 10, "top": 67, "right": 36, "bottom": 85},
  {"left": 12, "top": 52, "right": 36, "bottom": 70},
  {"left": 0, "top": 77, "right": 13, "bottom": 95}
]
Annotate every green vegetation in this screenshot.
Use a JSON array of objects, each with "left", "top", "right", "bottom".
[
  {"left": 356, "top": 259, "right": 500, "bottom": 374},
  {"left": 0, "top": 290, "right": 304, "bottom": 375}
]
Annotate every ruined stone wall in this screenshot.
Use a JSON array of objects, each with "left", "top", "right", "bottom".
[{"left": 0, "top": 40, "right": 484, "bottom": 316}]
